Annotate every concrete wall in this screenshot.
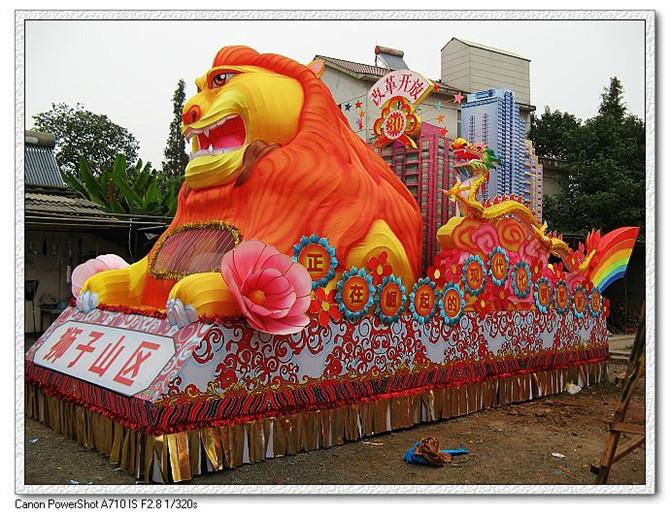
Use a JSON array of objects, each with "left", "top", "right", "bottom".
[{"left": 441, "top": 39, "right": 531, "bottom": 106}]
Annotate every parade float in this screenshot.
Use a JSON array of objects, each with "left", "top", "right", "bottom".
[{"left": 25, "top": 46, "right": 639, "bottom": 483}]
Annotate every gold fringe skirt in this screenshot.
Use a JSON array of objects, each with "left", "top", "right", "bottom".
[{"left": 25, "top": 361, "right": 607, "bottom": 483}]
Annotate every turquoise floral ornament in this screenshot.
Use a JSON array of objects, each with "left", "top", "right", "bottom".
[
  {"left": 375, "top": 274, "right": 407, "bottom": 324},
  {"left": 572, "top": 285, "right": 587, "bottom": 319},
  {"left": 439, "top": 282, "right": 465, "bottom": 326},
  {"left": 554, "top": 280, "right": 571, "bottom": 315},
  {"left": 292, "top": 234, "right": 338, "bottom": 290},
  {"left": 335, "top": 267, "right": 375, "bottom": 322},
  {"left": 487, "top": 246, "right": 510, "bottom": 287},
  {"left": 461, "top": 255, "right": 487, "bottom": 296},
  {"left": 408, "top": 278, "right": 439, "bottom": 323},
  {"left": 533, "top": 277, "right": 553, "bottom": 313},
  {"left": 511, "top": 261, "right": 531, "bottom": 299}
]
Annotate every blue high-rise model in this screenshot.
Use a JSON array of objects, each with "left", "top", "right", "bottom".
[{"left": 460, "top": 89, "right": 528, "bottom": 203}]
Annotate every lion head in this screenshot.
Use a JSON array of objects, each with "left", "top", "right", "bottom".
[
  {"left": 181, "top": 49, "right": 306, "bottom": 189},
  {"left": 141, "top": 46, "right": 422, "bottom": 308}
]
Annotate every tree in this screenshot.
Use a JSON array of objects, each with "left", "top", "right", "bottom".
[
  {"left": 161, "top": 79, "right": 190, "bottom": 182},
  {"left": 530, "top": 77, "right": 645, "bottom": 237},
  {"left": 32, "top": 103, "right": 139, "bottom": 178},
  {"left": 527, "top": 107, "right": 581, "bottom": 161},
  {"left": 67, "top": 155, "right": 178, "bottom": 217}
]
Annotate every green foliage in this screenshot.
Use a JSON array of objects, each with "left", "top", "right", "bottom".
[
  {"left": 65, "top": 155, "right": 178, "bottom": 217},
  {"left": 528, "top": 107, "right": 581, "bottom": 160},
  {"left": 161, "top": 79, "right": 190, "bottom": 182},
  {"left": 529, "top": 77, "right": 645, "bottom": 237},
  {"left": 32, "top": 103, "right": 139, "bottom": 179}
]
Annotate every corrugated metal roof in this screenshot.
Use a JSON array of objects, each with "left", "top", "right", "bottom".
[{"left": 25, "top": 143, "right": 66, "bottom": 188}]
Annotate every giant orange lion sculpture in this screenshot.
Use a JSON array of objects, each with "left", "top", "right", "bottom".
[{"left": 77, "top": 46, "right": 423, "bottom": 325}]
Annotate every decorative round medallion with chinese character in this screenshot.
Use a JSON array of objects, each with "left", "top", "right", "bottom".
[
  {"left": 375, "top": 275, "right": 406, "bottom": 324},
  {"left": 293, "top": 235, "right": 338, "bottom": 290},
  {"left": 439, "top": 283, "right": 465, "bottom": 326},
  {"left": 488, "top": 246, "right": 509, "bottom": 287},
  {"left": 554, "top": 280, "right": 570, "bottom": 314},
  {"left": 462, "top": 255, "right": 487, "bottom": 296},
  {"left": 511, "top": 261, "right": 531, "bottom": 299},
  {"left": 573, "top": 285, "right": 587, "bottom": 319},
  {"left": 588, "top": 289, "right": 602, "bottom": 317},
  {"left": 533, "top": 277, "right": 553, "bottom": 313},
  {"left": 335, "top": 268, "right": 375, "bottom": 322},
  {"left": 409, "top": 278, "right": 438, "bottom": 323}
]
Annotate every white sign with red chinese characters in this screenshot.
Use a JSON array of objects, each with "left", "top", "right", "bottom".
[
  {"left": 33, "top": 321, "right": 176, "bottom": 397},
  {"left": 367, "top": 70, "right": 433, "bottom": 108}
]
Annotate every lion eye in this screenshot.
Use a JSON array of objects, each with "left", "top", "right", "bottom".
[{"left": 211, "top": 72, "right": 235, "bottom": 88}]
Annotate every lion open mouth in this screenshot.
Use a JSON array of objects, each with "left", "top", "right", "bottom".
[{"left": 184, "top": 115, "right": 247, "bottom": 160}]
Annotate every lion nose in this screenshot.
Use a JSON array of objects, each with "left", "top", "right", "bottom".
[{"left": 182, "top": 105, "right": 202, "bottom": 125}]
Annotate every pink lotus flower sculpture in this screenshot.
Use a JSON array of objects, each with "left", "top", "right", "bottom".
[
  {"left": 220, "top": 240, "right": 312, "bottom": 335},
  {"left": 71, "top": 254, "right": 129, "bottom": 298}
]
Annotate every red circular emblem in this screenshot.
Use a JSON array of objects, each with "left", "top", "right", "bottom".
[
  {"left": 413, "top": 284, "right": 436, "bottom": 318},
  {"left": 442, "top": 288, "right": 462, "bottom": 319},
  {"left": 297, "top": 243, "right": 332, "bottom": 283},
  {"left": 342, "top": 276, "right": 371, "bottom": 313},
  {"left": 465, "top": 260, "right": 486, "bottom": 292},
  {"left": 491, "top": 253, "right": 508, "bottom": 282},
  {"left": 537, "top": 281, "right": 551, "bottom": 308},
  {"left": 590, "top": 291, "right": 602, "bottom": 313},
  {"left": 556, "top": 283, "right": 569, "bottom": 310},
  {"left": 383, "top": 110, "right": 407, "bottom": 140},
  {"left": 379, "top": 282, "right": 403, "bottom": 318},
  {"left": 515, "top": 266, "right": 529, "bottom": 293},
  {"left": 574, "top": 288, "right": 586, "bottom": 314}
]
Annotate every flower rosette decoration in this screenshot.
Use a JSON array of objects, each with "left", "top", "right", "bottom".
[
  {"left": 426, "top": 263, "right": 448, "bottom": 289},
  {"left": 309, "top": 288, "right": 342, "bottom": 327},
  {"left": 409, "top": 277, "right": 439, "bottom": 323},
  {"left": 511, "top": 261, "right": 531, "bottom": 299},
  {"left": 487, "top": 246, "right": 509, "bottom": 287},
  {"left": 439, "top": 282, "right": 465, "bottom": 326},
  {"left": 588, "top": 288, "right": 603, "bottom": 318},
  {"left": 292, "top": 234, "right": 338, "bottom": 290},
  {"left": 461, "top": 254, "right": 487, "bottom": 296},
  {"left": 572, "top": 284, "right": 587, "bottom": 319},
  {"left": 335, "top": 268, "right": 375, "bottom": 322},
  {"left": 554, "top": 279, "right": 571, "bottom": 315},
  {"left": 221, "top": 240, "right": 312, "bottom": 335},
  {"left": 367, "top": 250, "right": 393, "bottom": 286},
  {"left": 533, "top": 277, "right": 553, "bottom": 313},
  {"left": 375, "top": 274, "right": 407, "bottom": 324}
]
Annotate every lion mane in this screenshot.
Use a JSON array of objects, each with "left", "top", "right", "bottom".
[{"left": 141, "top": 46, "right": 422, "bottom": 308}]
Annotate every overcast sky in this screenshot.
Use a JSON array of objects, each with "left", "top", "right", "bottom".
[{"left": 24, "top": 19, "right": 645, "bottom": 167}]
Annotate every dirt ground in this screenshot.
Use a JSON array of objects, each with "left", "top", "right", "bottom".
[{"left": 23, "top": 356, "right": 646, "bottom": 487}]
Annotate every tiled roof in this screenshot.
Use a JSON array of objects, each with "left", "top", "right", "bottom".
[
  {"left": 25, "top": 190, "right": 117, "bottom": 220},
  {"left": 25, "top": 143, "right": 66, "bottom": 189},
  {"left": 316, "top": 54, "right": 462, "bottom": 94},
  {"left": 316, "top": 55, "right": 389, "bottom": 78}
]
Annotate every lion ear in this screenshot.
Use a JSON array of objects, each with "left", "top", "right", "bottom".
[{"left": 306, "top": 59, "right": 325, "bottom": 79}]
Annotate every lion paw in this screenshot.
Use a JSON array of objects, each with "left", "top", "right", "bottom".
[
  {"left": 76, "top": 291, "right": 99, "bottom": 313},
  {"left": 166, "top": 298, "right": 198, "bottom": 328}
]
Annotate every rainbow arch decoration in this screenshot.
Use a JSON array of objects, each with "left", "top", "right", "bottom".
[{"left": 589, "top": 227, "right": 640, "bottom": 293}]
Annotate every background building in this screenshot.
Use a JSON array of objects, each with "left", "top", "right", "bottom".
[
  {"left": 441, "top": 37, "right": 531, "bottom": 116},
  {"left": 375, "top": 123, "right": 458, "bottom": 272}
]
